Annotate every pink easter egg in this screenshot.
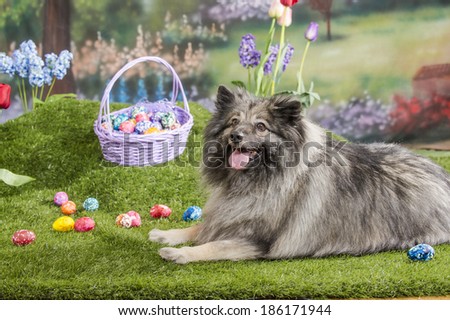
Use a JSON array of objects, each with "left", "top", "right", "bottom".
[
  {"left": 74, "top": 217, "right": 96, "bottom": 232},
  {"left": 135, "top": 112, "right": 150, "bottom": 123},
  {"left": 150, "top": 204, "right": 172, "bottom": 218},
  {"left": 126, "top": 211, "right": 141, "bottom": 227},
  {"left": 54, "top": 191, "right": 69, "bottom": 206},
  {"left": 119, "top": 120, "right": 136, "bottom": 133},
  {"left": 12, "top": 230, "right": 36, "bottom": 246}
]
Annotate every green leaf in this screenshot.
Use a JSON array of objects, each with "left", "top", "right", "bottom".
[
  {"left": 0, "top": 169, "right": 35, "bottom": 187},
  {"left": 231, "top": 81, "right": 246, "bottom": 90},
  {"left": 46, "top": 93, "right": 77, "bottom": 103}
]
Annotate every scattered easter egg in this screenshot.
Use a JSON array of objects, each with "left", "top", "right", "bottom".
[
  {"left": 83, "top": 197, "right": 99, "bottom": 211},
  {"left": 116, "top": 213, "right": 132, "bottom": 228},
  {"left": 54, "top": 191, "right": 69, "bottom": 206},
  {"left": 61, "top": 200, "right": 77, "bottom": 215},
  {"left": 119, "top": 120, "right": 136, "bottom": 133},
  {"left": 12, "top": 230, "right": 36, "bottom": 246},
  {"left": 53, "top": 216, "right": 75, "bottom": 232},
  {"left": 150, "top": 204, "right": 172, "bottom": 219},
  {"left": 126, "top": 211, "right": 142, "bottom": 227},
  {"left": 74, "top": 217, "right": 96, "bottom": 232},
  {"left": 407, "top": 243, "right": 435, "bottom": 261},
  {"left": 182, "top": 206, "right": 202, "bottom": 221}
]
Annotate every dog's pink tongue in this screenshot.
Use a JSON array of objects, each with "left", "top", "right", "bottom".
[{"left": 230, "top": 150, "right": 250, "bottom": 170}]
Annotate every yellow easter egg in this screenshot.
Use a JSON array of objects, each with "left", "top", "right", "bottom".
[
  {"left": 52, "top": 216, "right": 75, "bottom": 232},
  {"left": 144, "top": 127, "right": 160, "bottom": 135}
]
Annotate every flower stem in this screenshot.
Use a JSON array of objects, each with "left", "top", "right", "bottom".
[
  {"left": 45, "top": 78, "right": 56, "bottom": 102},
  {"left": 247, "top": 67, "right": 251, "bottom": 92},
  {"left": 271, "top": 7, "right": 287, "bottom": 95},
  {"left": 264, "top": 18, "right": 277, "bottom": 56},
  {"left": 297, "top": 40, "right": 311, "bottom": 93}
]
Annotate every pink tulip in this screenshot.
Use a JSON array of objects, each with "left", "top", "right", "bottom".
[{"left": 277, "top": 7, "right": 292, "bottom": 27}]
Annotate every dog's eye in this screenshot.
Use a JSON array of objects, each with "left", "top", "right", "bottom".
[
  {"left": 231, "top": 118, "right": 239, "bottom": 126},
  {"left": 256, "top": 122, "right": 267, "bottom": 132}
]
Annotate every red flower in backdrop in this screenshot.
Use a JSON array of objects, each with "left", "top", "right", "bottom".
[
  {"left": 280, "top": 0, "right": 298, "bottom": 6},
  {"left": 0, "top": 83, "right": 11, "bottom": 109}
]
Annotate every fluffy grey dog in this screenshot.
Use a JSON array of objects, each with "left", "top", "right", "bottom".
[{"left": 149, "top": 86, "right": 450, "bottom": 264}]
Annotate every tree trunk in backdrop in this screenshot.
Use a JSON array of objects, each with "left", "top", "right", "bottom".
[
  {"left": 309, "top": 0, "right": 333, "bottom": 41},
  {"left": 43, "top": 0, "right": 76, "bottom": 94}
]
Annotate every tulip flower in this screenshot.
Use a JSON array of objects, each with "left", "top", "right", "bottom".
[
  {"left": 297, "top": 22, "right": 319, "bottom": 93},
  {"left": 280, "top": 0, "right": 298, "bottom": 7},
  {"left": 305, "top": 21, "right": 319, "bottom": 42},
  {"left": 0, "top": 83, "right": 11, "bottom": 109},
  {"left": 268, "top": 0, "right": 285, "bottom": 18},
  {"left": 277, "top": 7, "right": 292, "bottom": 27}
]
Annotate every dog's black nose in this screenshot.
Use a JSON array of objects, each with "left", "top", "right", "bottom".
[{"left": 230, "top": 131, "right": 243, "bottom": 143}]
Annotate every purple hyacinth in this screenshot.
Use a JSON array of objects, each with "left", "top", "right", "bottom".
[
  {"left": 282, "top": 44, "right": 294, "bottom": 72},
  {"left": 239, "top": 33, "right": 261, "bottom": 68},
  {"left": 264, "top": 45, "right": 278, "bottom": 75},
  {"left": 264, "top": 43, "right": 294, "bottom": 75}
]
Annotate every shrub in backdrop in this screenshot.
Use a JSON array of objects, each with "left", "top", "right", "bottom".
[
  {"left": 307, "top": 93, "right": 392, "bottom": 142},
  {"left": 389, "top": 94, "right": 450, "bottom": 141},
  {"left": 72, "top": 20, "right": 220, "bottom": 101}
]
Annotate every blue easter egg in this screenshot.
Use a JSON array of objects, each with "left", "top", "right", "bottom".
[
  {"left": 113, "top": 113, "right": 129, "bottom": 130},
  {"left": 182, "top": 206, "right": 202, "bottom": 221},
  {"left": 407, "top": 244, "right": 435, "bottom": 261},
  {"left": 135, "top": 121, "right": 153, "bottom": 134},
  {"left": 131, "top": 105, "right": 146, "bottom": 118},
  {"left": 83, "top": 197, "right": 99, "bottom": 211}
]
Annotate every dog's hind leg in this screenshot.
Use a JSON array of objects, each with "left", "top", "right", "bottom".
[
  {"left": 158, "top": 240, "right": 263, "bottom": 264},
  {"left": 149, "top": 224, "right": 201, "bottom": 246}
]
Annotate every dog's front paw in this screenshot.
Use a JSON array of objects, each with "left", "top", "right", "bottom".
[
  {"left": 159, "top": 247, "right": 190, "bottom": 264},
  {"left": 149, "top": 229, "right": 169, "bottom": 244}
]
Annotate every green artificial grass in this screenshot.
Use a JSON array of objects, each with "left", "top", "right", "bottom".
[{"left": 1, "top": 99, "right": 450, "bottom": 300}]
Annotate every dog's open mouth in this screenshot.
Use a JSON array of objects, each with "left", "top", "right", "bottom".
[{"left": 229, "top": 147, "right": 260, "bottom": 170}]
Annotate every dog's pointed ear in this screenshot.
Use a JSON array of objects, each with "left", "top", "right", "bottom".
[
  {"left": 270, "top": 95, "right": 303, "bottom": 123},
  {"left": 216, "top": 85, "right": 235, "bottom": 110}
]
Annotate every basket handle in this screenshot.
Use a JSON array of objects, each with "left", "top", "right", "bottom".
[{"left": 97, "top": 56, "right": 189, "bottom": 131}]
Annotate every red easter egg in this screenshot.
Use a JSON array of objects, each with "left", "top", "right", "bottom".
[
  {"left": 150, "top": 204, "right": 172, "bottom": 218},
  {"left": 74, "top": 217, "right": 95, "bottom": 232},
  {"left": 126, "top": 211, "right": 141, "bottom": 227},
  {"left": 12, "top": 230, "right": 36, "bottom": 246}
]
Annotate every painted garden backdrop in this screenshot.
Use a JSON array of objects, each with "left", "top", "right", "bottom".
[{"left": 1, "top": 0, "right": 450, "bottom": 143}]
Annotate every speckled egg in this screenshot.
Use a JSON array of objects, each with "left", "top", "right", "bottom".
[
  {"left": 407, "top": 244, "right": 435, "bottom": 261},
  {"left": 12, "top": 230, "right": 36, "bottom": 246},
  {"left": 74, "top": 217, "right": 96, "bottom": 232},
  {"left": 135, "top": 121, "right": 153, "bottom": 134},
  {"left": 61, "top": 201, "right": 77, "bottom": 215},
  {"left": 115, "top": 213, "right": 133, "bottom": 228},
  {"left": 182, "top": 206, "right": 202, "bottom": 221},
  {"left": 54, "top": 191, "right": 69, "bottom": 206},
  {"left": 53, "top": 216, "right": 75, "bottom": 232},
  {"left": 113, "top": 113, "right": 129, "bottom": 130},
  {"left": 150, "top": 204, "right": 172, "bottom": 218},
  {"left": 119, "top": 120, "right": 136, "bottom": 133},
  {"left": 83, "top": 197, "right": 99, "bottom": 211}
]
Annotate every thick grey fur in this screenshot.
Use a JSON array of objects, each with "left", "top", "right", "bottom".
[{"left": 196, "top": 86, "right": 450, "bottom": 259}]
